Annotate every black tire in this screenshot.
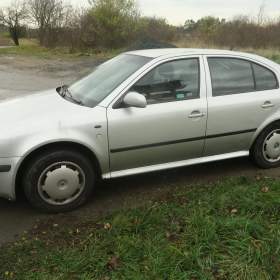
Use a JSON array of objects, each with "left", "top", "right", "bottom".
[
  {"left": 251, "top": 122, "right": 280, "bottom": 169},
  {"left": 23, "top": 149, "right": 95, "bottom": 213}
]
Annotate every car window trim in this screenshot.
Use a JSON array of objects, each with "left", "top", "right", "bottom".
[
  {"left": 207, "top": 56, "right": 279, "bottom": 97},
  {"left": 113, "top": 57, "right": 201, "bottom": 109},
  {"left": 250, "top": 62, "right": 257, "bottom": 90}
]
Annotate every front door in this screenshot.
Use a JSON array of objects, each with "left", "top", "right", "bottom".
[{"left": 107, "top": 57, "right": 208, "bottom": 174}]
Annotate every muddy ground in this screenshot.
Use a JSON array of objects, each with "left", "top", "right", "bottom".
[
  {"left": 0, "top": 55, "right": 104, "bottom": 101},
  {"left": 1, "top": 55, "right": 280, "bottom": 246}
]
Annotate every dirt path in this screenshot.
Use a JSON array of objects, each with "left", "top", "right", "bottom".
[
  {"left": 1, "top": 55, "right": 280, "bottom": 246},
  {"left": 0, "top": 55, "right": 103, "bottom": 101}
]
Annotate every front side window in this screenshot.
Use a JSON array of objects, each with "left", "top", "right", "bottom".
[
  {"left": 208, "top": 57, "right": 278, "bottom": 97},
  {"left": 130, "top": 58, "right": 200, "bottom": 105}
]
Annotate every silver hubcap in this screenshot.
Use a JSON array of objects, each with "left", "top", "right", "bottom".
[
  {"left": 263, "top": 129, "right": 280, "bottom": 163},
  {"left": 38, "top": 162, "right": 85, "bottom": 205}
]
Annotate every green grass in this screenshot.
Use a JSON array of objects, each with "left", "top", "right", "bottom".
[
  {"left": 1, "top": 38, "right": 280, "bottom": 64},
  {"left": 1, "top": 177, "right": 280, "bottom": 280},
  {"left": 174, "top": 39, "right": 280, "bottom": 64},
  {"left": 0, "top": 39, "right": 122, "bottom": 59},
  {"left": 244, "top": 48, "right": 280, "bottom": 64}
]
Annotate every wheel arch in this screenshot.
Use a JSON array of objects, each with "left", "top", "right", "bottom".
[
  {"left": 15, "top": 141, "right": 102, "bottom": 196},
  {"left": 250, "top": 118, "right": 280, "bottom": 150}
]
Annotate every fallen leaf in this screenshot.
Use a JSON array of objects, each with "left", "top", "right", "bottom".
[
  {"left": 107, "top": 256, "right": 120, "bottom": 270},
  {"left": 256, "top": 175, "right": 262, "bottom": 181},
  {"left": 133, "top": 218, "right": 140, "bottom": 225},
  {"left": 166, "top": 231, "right": 178, "bottom": 242},
  {"left": 212, "top": 265, "right": 220, "bottom": 276},
  {"left": 251, "top": 239, "right": 262, "bottom": 248},
  {"left": 104, "top": 223, "right": 112, "bottom": 230},
  {"left": 261, "top": 186, "right": 269, "bottom": 193}
]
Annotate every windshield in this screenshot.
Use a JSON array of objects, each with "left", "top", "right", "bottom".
[{"left": 69, "top": 54, "right": 151, "bottom": 107}]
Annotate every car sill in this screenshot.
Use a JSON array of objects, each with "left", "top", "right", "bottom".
[{"left": 102, "top": 151, "right": 249, "bottom": 179}]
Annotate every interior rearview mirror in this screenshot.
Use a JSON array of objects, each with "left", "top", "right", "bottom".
[{"left": 123, "top": 91, "right": 147, "bottom": 108}]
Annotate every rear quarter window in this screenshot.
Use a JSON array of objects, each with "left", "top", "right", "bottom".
[{"left": 252, "top": 63, "right": 278, "bottom": 91}]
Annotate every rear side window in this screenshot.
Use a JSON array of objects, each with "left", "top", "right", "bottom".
[
  {"left": 252, "top": 63, "right": 278, "bottom": 91},
  {"left": 208, "top": 58, "right": 255, "bottom": 96},
  {"left": 208, "top": 57, "right": 278, "bottom": 97}
]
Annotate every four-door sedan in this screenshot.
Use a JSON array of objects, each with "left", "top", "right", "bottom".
[{"left": 1, "top": 48, "right": 280, "bottom": 212}]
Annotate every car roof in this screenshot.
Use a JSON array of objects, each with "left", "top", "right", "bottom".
[
  {"left": 126, "top": 48, "right": 262, "bottom": 60},
  {"left": 125, "top": 48, "right": 279, "bottom": 69}
]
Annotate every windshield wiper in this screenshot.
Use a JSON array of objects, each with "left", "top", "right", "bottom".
[{"left": 58, "top": 85, "right": 84, "bottom": 106}]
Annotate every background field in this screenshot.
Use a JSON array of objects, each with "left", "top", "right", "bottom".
[{"left": 1, "top": 0, "right": 280, "bottom": 62}]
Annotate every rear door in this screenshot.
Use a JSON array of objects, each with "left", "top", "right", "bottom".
[
  {"left": 107, "top": 56, "right": 208, "bottom": 174},
  {"left": 203, "top": 55, "right": 280, "bottom": 156}
]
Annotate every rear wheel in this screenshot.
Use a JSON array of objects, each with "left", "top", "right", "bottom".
[
  {"left": 251, "top": 122, "right": 280, "bottom": 169},
  {"left": 23, "top": 149, "right": 95, "bottom": 213}
]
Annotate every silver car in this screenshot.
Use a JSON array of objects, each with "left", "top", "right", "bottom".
[{"left": 1, "top": 48, "right": 280, "bottom": 212}]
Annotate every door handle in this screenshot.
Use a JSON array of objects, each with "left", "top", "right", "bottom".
[
  {"left": 188, "top": 111, "right": 206, "bottom": 119},
  {"left": 262, "top": 101, "right": 275, "bottom": 109}
]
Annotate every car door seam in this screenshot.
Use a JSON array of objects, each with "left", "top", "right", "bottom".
[{"left": 110, "top": 128, "right": 257, "bottom": 153}]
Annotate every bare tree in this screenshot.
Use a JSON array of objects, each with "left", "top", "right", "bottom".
[
  {"left": 257, "top": 0, "right": 267, "bottom": 25},
  {"left": 0, "top": 0, "right": 27, "bottom": 46},
  {"left": 27, "top": 0, "right": 68, "bottom": 45}
]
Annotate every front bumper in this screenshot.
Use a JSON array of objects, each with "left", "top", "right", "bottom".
[{"left": 0, "top": 157, "right": 21, "bottom": 201}]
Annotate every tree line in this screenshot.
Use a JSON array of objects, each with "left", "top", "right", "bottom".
[
  {"left": 0, "top": 0, "right": 280, "bottom": 51},
  {"left": 0, "top": 0, "right": 176, "bottom": 50},
  {"left": 183, "top": 16, "right": 280, "bottom": 49}
]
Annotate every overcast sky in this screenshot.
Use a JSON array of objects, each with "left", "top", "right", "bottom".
[{"left": 0, "top": 0, "right": 279, "bottom": 25}]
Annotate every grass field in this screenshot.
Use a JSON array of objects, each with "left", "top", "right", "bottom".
[
  {"left": 0, "top": 32, "right": 13, "bottom": 46},
  {"left": 174, "top": 39, "right": 280, "bottom": 64},
  {"left": 0, "top": 38, "right": 121, "bottom": 59},
  {"left": 0, "top": 38, "right": 280, "bottom": 64},
  {"left": 1, "top": 177, "right": 279, "bottom": 280}
]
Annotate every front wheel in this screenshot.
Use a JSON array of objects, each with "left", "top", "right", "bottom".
[
  {"left": 251, "top": 122, "right": 280, "bottom": 169},
  {"left": 23, "top": 149, "right": 95, "bottom": 213}
]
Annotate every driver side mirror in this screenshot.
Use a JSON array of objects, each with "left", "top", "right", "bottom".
[{"left": 123, "top": 91, "right": 147, "bottom": 108}]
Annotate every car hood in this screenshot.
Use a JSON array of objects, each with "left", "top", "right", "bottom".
[
  {"left": 0, "top": 89, "right": 100, "bottom": 141},
  {"left": 0, "top": 89, "right": 89, "bottom": 122},
  {"left": 0, "top": 89, "right": 108, "bottom": 159}
]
